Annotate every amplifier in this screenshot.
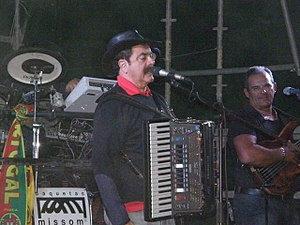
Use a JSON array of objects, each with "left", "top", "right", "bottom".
[{"left": 64, "top": 76, "right": 116, "bottom": 113}]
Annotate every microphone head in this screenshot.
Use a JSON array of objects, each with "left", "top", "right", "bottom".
[
  {"left": 150, "top": 66, "right": 161, "bottom": 78},
  {"left": 283, "top": 87, "right": 293, "bottom": 95}
]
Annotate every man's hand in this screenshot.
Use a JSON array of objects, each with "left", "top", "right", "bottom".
[
  {"left": 125, "top": 220, "right": 135, "bottom": 225},
  {"left": 285, "top": 142, "right": 300, "bottom": 163}
]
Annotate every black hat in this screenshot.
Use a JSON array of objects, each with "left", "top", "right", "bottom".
[{"left": 102, "top": 30, "right": 161, "bottom": 77}]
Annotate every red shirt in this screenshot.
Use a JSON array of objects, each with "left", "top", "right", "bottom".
[{"left": 117, "top": 76, "right": 152, "bottom": 97}]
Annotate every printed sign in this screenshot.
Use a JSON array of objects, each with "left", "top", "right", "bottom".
[
  {"left": 34, "top": 187, "right": 91, "bottom": 225},
  {"left": 0, "top": 119, "right": 30, "bottom": 225}
]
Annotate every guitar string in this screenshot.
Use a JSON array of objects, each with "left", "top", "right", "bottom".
[
  {"left": 257, "top": 161, "right": 288, "bottom": 183},
  {"left": 257, "top": 137, "right": 300, "bottom": 185}
]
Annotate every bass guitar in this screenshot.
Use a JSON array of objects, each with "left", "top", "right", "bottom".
[{"left": 250, "top": 121, "right": 300, "bottom": 196}]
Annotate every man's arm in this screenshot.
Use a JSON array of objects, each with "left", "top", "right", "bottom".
[
  {"left": 95, "top": 174, "right": 130, "bottom": 225},
  {"left": 233, "top": 134, "right": 297, "bottom": 167},
  {"left": 92, "top": 100, "right": 130, "bottom": 225}
]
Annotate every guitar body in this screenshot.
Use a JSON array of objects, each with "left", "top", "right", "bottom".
[{"left": 251, "top": 121, "right": 300, "bottom": 196}]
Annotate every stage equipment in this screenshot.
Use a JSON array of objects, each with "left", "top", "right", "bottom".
[
  {"left": 64, "top": 76, "right": 116, "bottom": 113},
  {"left": 0, "top": 82, "right": 18, "bottom": 110},
  {"left": 144, "top": 119, "right": 217, "bottom": 221},
  {"left": 44, "top": 118, "right": 93, "bottom": 159},
  {"left": 2, "top": 47, "right": 66, "bottom": 85},
  {"left": 1, "top": 46, "right": 66, "bottom": 190},
  {"left": 0, "top": 93, "right": 7, "bottom": 111},
  {"left": 19, "top": 88, "right": 61, "bottom": 129},
  {"left": 49, "top": 89, "right": 64, "bottom": 108}
]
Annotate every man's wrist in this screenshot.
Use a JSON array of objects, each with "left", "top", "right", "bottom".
[{"left": 280, "top": 147, "right": 286, "bottom": 160}]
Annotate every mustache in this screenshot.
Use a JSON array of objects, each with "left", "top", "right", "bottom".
[{"left": 144, "top": 67, "right": 154, "bottom": 74}]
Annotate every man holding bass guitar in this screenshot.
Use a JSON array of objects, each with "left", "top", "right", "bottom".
[{"left": 227, "top": 66, "right": 300, "bottom": 225}]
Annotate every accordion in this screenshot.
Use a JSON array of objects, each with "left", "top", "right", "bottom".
[{"left": 144, "top": 119, "right": 217, "bottom": 221}]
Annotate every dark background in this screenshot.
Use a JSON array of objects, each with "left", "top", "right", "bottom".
[
  {"left": 1, "top": 0, "right": 300, "bottom": 119},
  {"left": 0, "top": 1, "right": 300, "bottom": 224}
]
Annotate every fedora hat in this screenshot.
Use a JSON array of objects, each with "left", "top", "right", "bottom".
[{"left": 102, "top": 30, "right": 161, "bottom": 77}]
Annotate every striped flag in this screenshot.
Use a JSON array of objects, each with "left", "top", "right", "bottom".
[{"left": 0, "top": 104, "right": 34, "bottom": 225}]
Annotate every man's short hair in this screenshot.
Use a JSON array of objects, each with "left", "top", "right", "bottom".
[
  {"left": 112, "top": 48, "right": 133, "bottom": 75},
  {"left": 244, "top": 66, "right": 275, "bottom": 89}
]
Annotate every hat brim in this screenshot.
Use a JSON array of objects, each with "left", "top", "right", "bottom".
[{"left": 102, "top": 39, "right": 161, "bottom": 77}]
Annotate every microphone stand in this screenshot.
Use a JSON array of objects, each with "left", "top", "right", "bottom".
[
  {"left": 31, "top": 69, "right": 43, "bottom": 193},
  {"left": 167, "top": 79, "right": 229, "bottom": 224}
]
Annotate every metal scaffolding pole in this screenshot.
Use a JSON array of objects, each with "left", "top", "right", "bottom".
[
  {"left": 176, "top": 63, "right": 295, "bottom": 77},
  {"left": 213, "top": 0, "right": 226, "bottom": 103},
  {"left": 213, "top": 0, "right": 226, "bottom": 224},
  {"left": 12, "top": 0, "right": 21, "bottom": 50},
  {"left": 280, "top": 0, "right": 300, "bottom": 76},
  {"left": 0, "top": 0, "right": 25, "bottom": 50},
  {"left": 161, "top": 0, "right": 176, "bottom": 104}
]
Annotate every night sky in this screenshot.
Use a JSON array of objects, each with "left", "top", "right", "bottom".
[{"left": 0, "top": 0, "right": 300, "bottom": 119}]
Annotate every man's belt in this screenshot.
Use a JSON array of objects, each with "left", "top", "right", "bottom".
[
  {"left": 234, "top": 186, "right": 294, "bottom": 200},
  {"left": 234, "top": 186, "right": 265, "bottom": 196}
]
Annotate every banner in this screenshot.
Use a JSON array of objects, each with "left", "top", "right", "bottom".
[
  {"left": 0, "top": 104, "right": 34, "bottom": 225},
  {"left": 34, "top": 187, "right": 92, "bottom": 225}
]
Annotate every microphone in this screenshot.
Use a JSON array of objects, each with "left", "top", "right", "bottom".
[
  {"left": 150, "top": 66, "right": 191, "bottom": 81},
  {"left": 283, "top": 87, "right": 300, "bottom": 96}
]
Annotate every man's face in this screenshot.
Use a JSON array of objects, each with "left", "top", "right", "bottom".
[
  {"left": 124, "top": 44, "right": 156, "bottom": 90},
  {"left": 244, "top": 72, "right": 277, "bottom": 111}
]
